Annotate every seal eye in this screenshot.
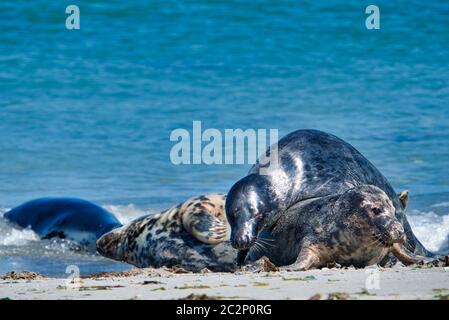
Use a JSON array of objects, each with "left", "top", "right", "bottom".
[{"left": 372, "top": 207, "right": 382, "bottom": 215}]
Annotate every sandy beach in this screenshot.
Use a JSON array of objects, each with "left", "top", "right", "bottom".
[
  {"left": 1, "top": 266, "right": 449, "bottom": 300},
  {"left": 1, "top": 1, "right": 449, "bottom": 305}
]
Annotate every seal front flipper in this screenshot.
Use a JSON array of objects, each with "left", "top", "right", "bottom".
[
  {"left": 279, "top": 244, "right": 320, "bottom": 271},
  {"left": 391, "top": 243, "right": 434, "bottom": 265},
  {"left": 181, "top": 194, "right": 229, "bottom": 245},
  {"left": 381, "top": 190, "right": 438, "bottom": 267},
  {"left": 183, "top": 210, "right": 229, "bottom": 245}
]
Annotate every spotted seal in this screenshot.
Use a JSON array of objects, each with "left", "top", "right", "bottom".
[
  {"left": 96, "top": 194, "right": 238, "bottom": 272},
  {"left": 226, "top": 129, "right": 440, "bottom": 270},
  {"left": 3, "top": 198, "right": 122, "bottom": 251}
]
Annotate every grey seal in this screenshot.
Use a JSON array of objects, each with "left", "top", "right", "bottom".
[
  {"left": 226, "top": 129, "right": 440, "bottom": 270},
  {"left": 246, "top": 185, "right": 412, "bottom": 270},
  {"left": 3, "top": 198, "right": 122, "bottom": 251},
  {"left": 97, "top": 194, "right": 238, "bottom": 272}
]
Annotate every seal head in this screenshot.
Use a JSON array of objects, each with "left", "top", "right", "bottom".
[
  {"left": 96, "top": 225, "right": 126, "bottom": 260},
  {"left": 226, "top": 174, "right": 276, "bottom": 250},
  {"left": 97, "top": 194, "right": 238, "bottom": 272},
  {"left": 337, "top": 185, "right": 405, "bottom": 248}
]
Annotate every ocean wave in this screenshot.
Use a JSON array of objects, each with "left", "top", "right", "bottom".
[
  {"left": 408, "top": 210, "right": 449, "bottom": 253},
  {"left": 102, "top": 204, "right": 153, "bottom": 224},
  {"left": 431, "top": 202, "right": 449, "bottom": 208},
  {"left": 0, "top": 208, "right": 40, "bottom": 246},
  {"left": 0, "top": 228, "right": 39, "bottom": 247},
  {"left": 0, "top": 204, "right": 154, "bottom": 249}
]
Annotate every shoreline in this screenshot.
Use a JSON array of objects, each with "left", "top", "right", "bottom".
[{"left": 1, "top": 266, "right": 449, "bottom": 300}]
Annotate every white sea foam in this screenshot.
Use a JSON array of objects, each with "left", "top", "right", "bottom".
[
  {"left": 408, "top": 210, "right": 449, "bottom": 253},
  {"left": 0, "top": 227, "right": 40, "bottom": 246},
  {"left": 0, "top": 208, "right": 40, "bottom": 246},
  {"left": 0, "top": 204, "right": 153, "bottom": 249},
  {"left": 102, "top": 204, "right": 153, "bottom": 224},
  {"left": 431, "top": 202, "right": 449, "bottom": 208}
]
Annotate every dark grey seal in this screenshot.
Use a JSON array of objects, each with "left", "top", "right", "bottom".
[
  {"left": 226, "top": 129, "right": 440, "bottom": 270},
  {"left": 3, "top": 198, "right": 122, "bottom": 250}
]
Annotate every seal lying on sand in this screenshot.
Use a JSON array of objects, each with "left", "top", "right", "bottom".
[
  {"left": 246, "top": 185, "right": 415, "bottom": 269},
  {"left": 4, "top": 198, "right": 122, "bottom": 251},
  {"left": 97, "top": 194, "right": 238, "bottom": 272},
  {"left": 226, "top": 129, "right": 441, "bottom": 270}
]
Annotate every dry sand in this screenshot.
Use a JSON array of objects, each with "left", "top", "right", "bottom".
[{"left": 1, "top": 265, "right": 449, "bottom": 300}]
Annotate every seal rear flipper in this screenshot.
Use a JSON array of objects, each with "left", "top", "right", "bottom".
[
  {"left": 182, "top": 210, "right": 229, "bottom": 245},
  {"left": 392, "top": 191, "right": 434, "bottom": 258},
  {"left": 397, "top": 190, "right": 409, "bottom": 209}
]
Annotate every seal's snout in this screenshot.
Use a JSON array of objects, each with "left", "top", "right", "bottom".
[
  {"left": 231, "top": 233, "right": 251, "bottom": 250},
  {"left": 388, "top": 222, "right": 405, "bottom": 244},
  {"left": 374, "top": 219, "right": 406, "bottom": 246},
  {"left": 231, "top": 236, "right": 251, "bottom": 250},
  {"left": 230, "top": 228, "right": 255, "bottom": 250},
  {"left": 96, "top": 228, "right": 124, "bottom": 260}
]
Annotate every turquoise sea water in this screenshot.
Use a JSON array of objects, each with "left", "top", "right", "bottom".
[{"left": 1, "top": 1, "right": 449, "bottom": 276}]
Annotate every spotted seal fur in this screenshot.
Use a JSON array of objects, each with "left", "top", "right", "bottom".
[
  {"left": 226, "top": 129, "right": 442, "bottom": 270},
  {"left": 97, "top": 194, "right": 238, "bottom": 272}
]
